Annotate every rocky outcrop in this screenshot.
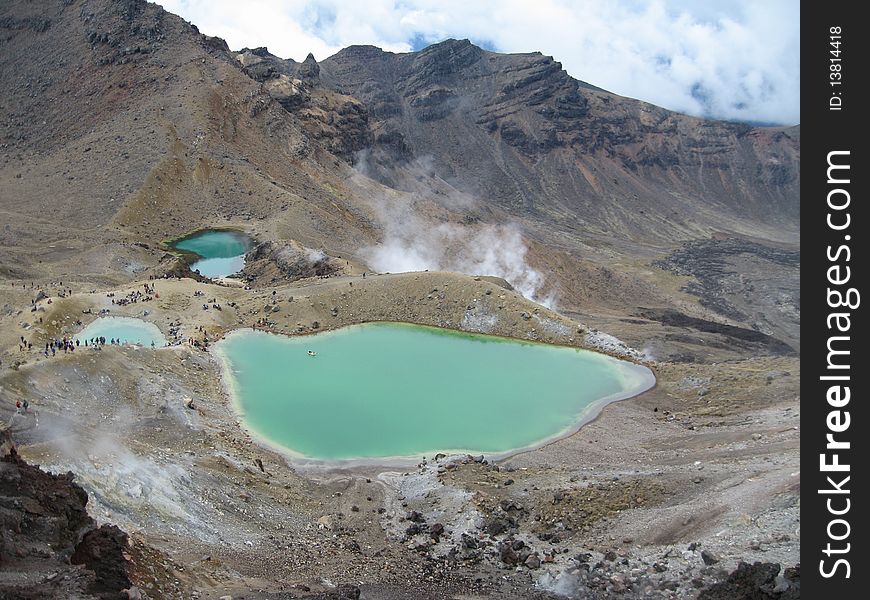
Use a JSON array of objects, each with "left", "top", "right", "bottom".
[
  {"left": 298, "top": 52, "right": 320, "bottom": 83},
  {"left": 263, "top": 74, "right": 310, "bottom": 110},
  {"left": 201, "top": 34, "right": 229, "bottom": 53},
  {"left": 233, "top": 47, "right": 372, "bottom": 159},
  {"left": 242, "top": 240, "right": 341, "bottom": 285},
  {"left": 409, "top": 87, "right": 459, "bottom": 122},
  {"left": 71, "top": 525, "right": 134, "bottom": 598},
  {"left": 404, "top": 39, "right": 484, "bottom": 93},
  {"left": 0, "top": 433, "right": 133, "bottom": 599},
  {"left": 698, "top": 562, "right": 800, "bottom": 600}
]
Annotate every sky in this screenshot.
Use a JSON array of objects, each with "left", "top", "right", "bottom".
[{"left": 157, "top": 0, "right": 800, "bottom": 125}]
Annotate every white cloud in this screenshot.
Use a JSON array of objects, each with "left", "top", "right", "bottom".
[{"left": 157, "top": 0, "right": 799, "bottom": 124}]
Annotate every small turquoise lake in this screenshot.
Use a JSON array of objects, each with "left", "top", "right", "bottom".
[
  {"left": 171, "top": 230, "right": 250, "bottom": 278},
  {"left": 216, "top": 323, "right": 654, "bottom": 462},
  {"left": 74, "top": 317, "right": 166, "bottom": 347}
]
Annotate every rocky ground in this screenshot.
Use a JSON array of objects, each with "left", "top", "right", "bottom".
[{"left": 0, "top": 267, "right": 799, "bottom": 599}]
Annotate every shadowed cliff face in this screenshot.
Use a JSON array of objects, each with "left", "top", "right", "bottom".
[
  {"left": 0, "top": 435, "right": 134, "bottom": 599},
  {"left": 312, "top": 39, "right": 799, "bottom": 244}
]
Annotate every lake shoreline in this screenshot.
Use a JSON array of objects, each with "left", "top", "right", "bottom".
[{"left": 215, "top": 322, "right": 655, "bottom": 466}]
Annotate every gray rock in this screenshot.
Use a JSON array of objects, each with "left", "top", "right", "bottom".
[{"left": 702, "top": 549, "right": 721, "bottom": 565}]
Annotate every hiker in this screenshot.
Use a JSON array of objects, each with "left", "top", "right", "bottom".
[
  {"left": 22, "top": 400, "right": 28, "bottom": 413},
  {"left": 15, "top": 400, "right": 21, "bottom": 412}
]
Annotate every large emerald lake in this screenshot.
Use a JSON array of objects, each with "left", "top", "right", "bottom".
[{"left": 216, "top": 323, "right": 654, "bottom": 461}]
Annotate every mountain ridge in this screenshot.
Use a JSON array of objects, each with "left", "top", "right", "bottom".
[{"left": 233, "top": 36, "right": 798, "bottom": 248}]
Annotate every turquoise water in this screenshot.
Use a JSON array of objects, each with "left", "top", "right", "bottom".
[
  {"left": 172, "top": 230, "right": 250, "bottom": 278},
  {"left": 74, "top": 317, "right": 166, "bottom": 347},
  {"left": 216, "top": 323, "right": 654, "bottom": 461}
]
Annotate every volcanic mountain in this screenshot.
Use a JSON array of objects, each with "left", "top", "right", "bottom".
[{"left": 246, "top": 39, "right": 799, "bottom": 242}]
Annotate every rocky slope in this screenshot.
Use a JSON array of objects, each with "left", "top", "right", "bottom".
[
  {"left": 0, "top": 0, "right": 385, "bottom": 286},
  {"left": 313, "top": 39, "right": 799, "bottom": 243},
  {"left": 0, "top": 431, "right": 136, "bottom": 599}
]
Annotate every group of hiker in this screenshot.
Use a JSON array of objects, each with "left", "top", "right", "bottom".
[
  {"left": 41, "top": 336, "right": 110, "bottom": 356},
  {"left": 187, "top": 325, "right": 211, "bottom": 350},
  {"left": 202, "top": 299, "right": 222, "bottom": 311},
  {"left": 12, "top": 332, "right": 161, "bottom": 362},
  {"left": 45, "top": 337, "right": 76, "bottom": 356},
  {"left": 7, "top": 279, "right": 229, "bottom": 364},
  {"left": 111, "top": 284, "right": 158, "bottom": 306},
  {"left": 253, "top": 317, "right": 274, "bottom": 328}
]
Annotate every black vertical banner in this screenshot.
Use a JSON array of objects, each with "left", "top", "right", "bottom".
[{"left": 803, "top": 3, "right": 867, "bottom": 597}]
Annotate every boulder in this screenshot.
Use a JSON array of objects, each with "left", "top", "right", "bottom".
[
  {"left": 498, "top": 543, "right": 518, "bottom": 566},
  {"left": 701, "top": 549, "right": 721, "bottom": 565},
  {"left": 698, "top": 562, "right": 799, "bottom": 600}
]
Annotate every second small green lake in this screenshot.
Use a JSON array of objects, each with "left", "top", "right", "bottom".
[
  {"left": 74, "top": 317, "right": 166, "bottom": 347},
  {"left": 171, "top": 230, "right": 250, "bottom": 278}
]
